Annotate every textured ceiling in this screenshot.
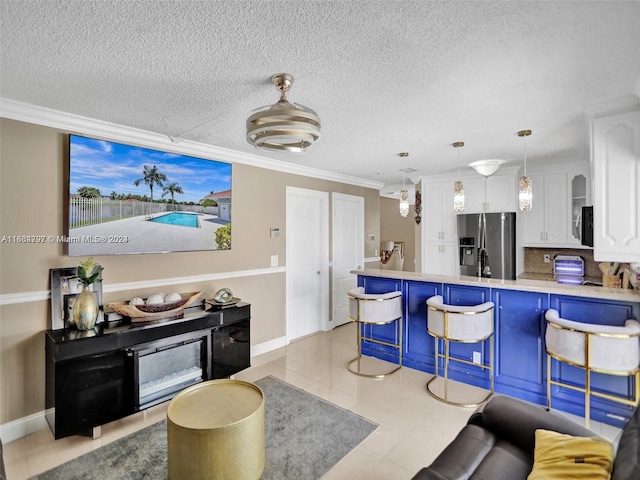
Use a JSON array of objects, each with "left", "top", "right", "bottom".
[{"left": 2, "top": 1, "right": 640, "bottom": 195}]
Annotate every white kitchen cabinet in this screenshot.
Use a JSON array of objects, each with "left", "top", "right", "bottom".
[
  {"left": 567, "top": 168, "right": 590, "bottom": 246},
  {"left": 463, "top": 173, "right": 517, "bottom": 213},
  {"left": 423, "top": 243, "right": 458, "bottom": 276},
  {"left": 520, "top": 172, "right": 568, "bottom": 246},
  {"left": 590, "top": 104, "right": 640, "bottom": 262},
  {"left": 422, "top": 181, "right": 457, "bottom": 243},
  {"left": 421, "top": 180, "right": 458, "bottom": 275}
]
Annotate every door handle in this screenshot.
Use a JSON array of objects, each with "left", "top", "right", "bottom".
[{"left": 316, "top": 270, "right": 321, "bottom": 275}]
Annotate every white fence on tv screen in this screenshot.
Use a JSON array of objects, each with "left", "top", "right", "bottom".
[{"left": 69, "top": 197, "right": 220, "bottom": 228}]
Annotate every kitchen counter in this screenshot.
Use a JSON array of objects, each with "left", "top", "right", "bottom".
[
  {"left": 350, "top": 268, "right": 640, "bottom": 302},
  {"left": 351, "top": 269, "right": 640, "bottom": 428},
  {"left": 517, "top": 272, "right": 604, "bottom": 285}
]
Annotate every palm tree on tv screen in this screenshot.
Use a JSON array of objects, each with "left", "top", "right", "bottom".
[
  {"left": 161, "top": 182, "right": 184, "bottom": 210},
  {"left": 133, "top": 165, "right": 167, "bottom": 215}
]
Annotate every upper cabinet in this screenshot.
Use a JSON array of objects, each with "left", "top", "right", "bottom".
[
  {"left": 421, "top": 180, "right": 458, "bottom": 275},
  {"left": 588, "top": 98, "right": 640, "bottom": 262},
  {"left": 422, "top": 180, "right": 457, "bottom": 243},
  {"left": 519, "top": 165, "right": 590, "bottom": 248},
  {"left": 463, "top": 173, "right": 517, "bottom": 213},
  {"left": 520, "top": 172, "right": 568, "bottom": 246},
  {"left": 568, "top": 168, "right": 589, "bottom": 246}
]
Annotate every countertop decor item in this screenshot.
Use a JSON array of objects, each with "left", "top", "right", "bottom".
[
  {"left": 213, "top": 287, "right": 234, "bottom": 303},
  {"left": 108, "top": 291, "right": 202, "bottom": 323},
  {"left": 72, "top": 258, "right": 103, "bottom": 331}
]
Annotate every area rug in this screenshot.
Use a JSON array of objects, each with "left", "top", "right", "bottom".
[{"left": 32, "top": 376, "right": 377, "bottom": 479}]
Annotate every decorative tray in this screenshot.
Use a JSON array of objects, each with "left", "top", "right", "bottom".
[{"left": 108, "top": 291, "right": 202, "bottom": 322}]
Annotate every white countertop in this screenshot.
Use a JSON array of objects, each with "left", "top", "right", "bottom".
[{"left": 351, "top": 269, "right": 640, "bottom": 303}]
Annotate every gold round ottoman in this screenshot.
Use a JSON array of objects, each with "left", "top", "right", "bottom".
[{"left": 167, "top": 379, "right": 265, "bottom": 480}]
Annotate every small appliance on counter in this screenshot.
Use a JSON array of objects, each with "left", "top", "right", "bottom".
[{"left": 553, "top": 255, "right": 585, "bottom": 285}]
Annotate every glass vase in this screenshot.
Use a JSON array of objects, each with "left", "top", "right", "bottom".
[{"left": 72, "top": 286, "right": 99, "bottom": 330}]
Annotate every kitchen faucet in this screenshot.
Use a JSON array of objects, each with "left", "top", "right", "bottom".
[
  {"left": 478, "top": 247, "right": 492, "bottom": 278},
  {"left": 476, "top": 212, "right": 492, "bottom": 278}
]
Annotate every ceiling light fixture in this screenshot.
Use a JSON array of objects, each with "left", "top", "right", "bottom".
[
  {"left": 469, "top": 159, "right": 504, "bottom": 177},
  {"left": 518, "top": 129, "right": 533, "bottom": 211},
  {"left": 469, "top": 159, "right": 504, "bottom": 211},
  {"left": 246, "top": 73, "right": 321, "bottom": 153},
  {"left": 399, "top": 152, "right": 410, "bottom": 217},
  {"left": 453, "top": 141, "right": 465, "bottom": 212}
]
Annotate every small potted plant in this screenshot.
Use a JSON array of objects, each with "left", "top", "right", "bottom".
[{"left": 72, "top": 257, "right": 103, "bottom": 330}]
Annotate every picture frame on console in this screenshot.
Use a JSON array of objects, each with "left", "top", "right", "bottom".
[{"left": 50, "top": 267, "right": 104, "bottom": 330}]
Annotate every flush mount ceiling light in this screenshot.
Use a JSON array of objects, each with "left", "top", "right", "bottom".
[
  {"left": 518, "top": 129, "right": 533, "bottom": 211},
  {"left": 246, "top": 73, "right": 321, "bottom": 153},
  {"left": 399, "top": 152, "right": 410, "bottom": 217},
  {"left": 453, "top": 141, "right": 465, "bottom": 212},
  {"left": 469, "top": 159, "right": 504, "bottom": 177}
]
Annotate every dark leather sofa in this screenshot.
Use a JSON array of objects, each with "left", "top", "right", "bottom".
[{"left": 412, "top": 395, "right": 639, "bottom": 480}]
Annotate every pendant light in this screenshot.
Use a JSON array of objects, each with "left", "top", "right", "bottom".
[
  {"left": 518, "top": 129, "right": 533, "bottom": 211},
  {"left": 453, "top": 141, "right": 465, "bottom": 212},
  {"left": 399, "top": 152, "right": 409, "bottom": 217}
]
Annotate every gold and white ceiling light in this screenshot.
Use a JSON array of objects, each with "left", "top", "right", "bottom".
[
  {"left": 399, "top": 152, "right": 410, "bottom": 217},
  {"left": 453, "top": 141, "right": 465, "bottom": 212},
  {"left": 518, "top": 129, "right": 533, "bottom": 211},
  {"left": 246, "top": 73, "right": 321, "bottom": 153}
]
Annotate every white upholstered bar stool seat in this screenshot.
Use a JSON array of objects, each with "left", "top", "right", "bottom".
[
  {"left": 426, "top": 295, "right": 495, "bottom": 407},
  {"left": 347, "top": 287, "right": 403, "bottom": 378},
  {"left": 545, "top": 308, "right": 640, "bottom": 428}
]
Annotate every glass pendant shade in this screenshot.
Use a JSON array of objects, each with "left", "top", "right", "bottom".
[
  {"left": 399, "top": 189, "right": 409, "bottom": 217},
  {"left": 518, "top": 129, "right": 533, "bottom": 211},
  {"left": 453, "top": 180, "right": 465, "bottom": 212},
  {"left": 519, "top": 175, "right": 532, "bottom": 211}
]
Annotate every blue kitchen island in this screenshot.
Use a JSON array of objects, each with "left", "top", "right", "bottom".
[{"left": 352, "top": 268, "right": 640, "bottom": 427}]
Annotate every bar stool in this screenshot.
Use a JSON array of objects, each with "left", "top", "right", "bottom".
[
  {"left": 347, "top": 287, "right": 402, "bottom": 378},
  {"left": 545, "top": 308, "right": 640, "bottom": 428},
  {"left": 426, "top": 295, "right": 495, "bottom": 407}
]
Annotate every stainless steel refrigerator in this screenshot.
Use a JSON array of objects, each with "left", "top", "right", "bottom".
[{"left": 457, "top": 212, "right": 516, "bottom": 280}]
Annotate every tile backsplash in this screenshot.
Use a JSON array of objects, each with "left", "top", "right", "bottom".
[{"left": 524, "top": 247, "right": 600, "bottom": 277}]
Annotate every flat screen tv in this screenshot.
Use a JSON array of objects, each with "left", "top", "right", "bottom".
[{"left": 67, "top": 134, "right": 232, "bottom": 256}]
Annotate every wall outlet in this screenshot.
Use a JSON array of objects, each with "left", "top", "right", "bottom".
[
  {"left": 473, "top": 351, "right": 482, "bottom": 365},
  {"left": 271, "top": 255, "right": 279, "bottom": 267},
  {"left": 544, "top": 254, "right": 551, "bottom": 263}
]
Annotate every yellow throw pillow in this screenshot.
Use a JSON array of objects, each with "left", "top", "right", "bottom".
[{"left": 527, "top": 429, "right": 613, "bottom": 480}]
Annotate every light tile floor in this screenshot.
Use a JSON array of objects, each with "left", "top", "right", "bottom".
[{"left": 4, "top": 322, "right": 621, "bottom": 479}]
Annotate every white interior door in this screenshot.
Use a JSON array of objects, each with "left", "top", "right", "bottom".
[
  {"left": 331, "top": 193, "right": 364, "bottom": 328},
  {"left": 286, "top": 187, "right": 329, "bottom": 342}
]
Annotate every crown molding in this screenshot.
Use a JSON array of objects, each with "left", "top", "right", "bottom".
[{"left": 0, "top": 98, "right": 384, "bottom": 190}]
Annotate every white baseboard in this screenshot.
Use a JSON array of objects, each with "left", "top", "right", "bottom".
[
  {"left": 251, "top": 336, "right": 287, "bottom": 357},
  {"left": 0, "top": 409, "right": 49, "bottom": 444},
  {"left": 0, "top": 338, "right": 287, "bottom": 443}
]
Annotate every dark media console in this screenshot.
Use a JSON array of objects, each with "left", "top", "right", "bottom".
[{"left": 45, "top": 302, "right": 251, "bottom": 439}]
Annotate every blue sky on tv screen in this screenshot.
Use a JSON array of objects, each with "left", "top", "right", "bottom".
[{"left": 69, "top": 135, "right": 231, "bottom": 204}]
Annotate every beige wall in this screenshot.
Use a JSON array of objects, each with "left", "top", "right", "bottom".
[
  {"left": 0, "top": 118, "right": 380, "bottom": 425},
  {"left": 380, "top": 196, "right": 416, "bottom": 271}
]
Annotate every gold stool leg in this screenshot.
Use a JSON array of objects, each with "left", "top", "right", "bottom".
[
  {"left": 426, "top": 335, "right": 494, "bottom": 407},
  {"left": 347, "top": 318, "right": 402, "bottom": 378},
  {"left": 547, "top": 354, "right": 552, "bottom": 412}
]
